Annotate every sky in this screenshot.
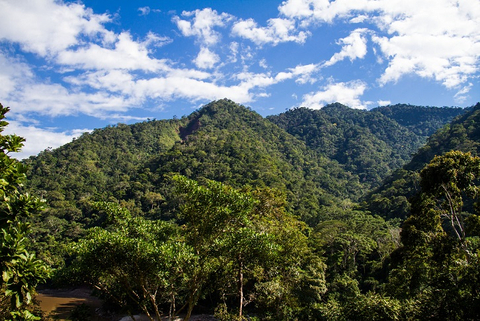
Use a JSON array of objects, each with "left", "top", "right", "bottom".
[{"left": 0, "top": 0, "right": 479, "bottom": 159}]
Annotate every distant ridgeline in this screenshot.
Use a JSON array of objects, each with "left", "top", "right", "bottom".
[
  {"left": 24, "top": 99, "right": 468, "bottom": 231},
  {"left": 367, "top": 102, "right": 480, "bottom": 219}
]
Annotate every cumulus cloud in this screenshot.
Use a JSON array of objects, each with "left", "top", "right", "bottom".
[
  {"left": 377, "top": 100, "right": 391, "bottom": 106},
  {"left": 278, "top": 63, "right": 320, "bottom": 84},
  {"left": 138, "top": 6, "right": 150, "bottom": 16},
  {"left": 324, "top": 28, "right": 369, "bottom": 67},
  {"left": 0, "top": 0, "right": 113, "bottom": 56},
  {"left": 0, "top": 52, "right": 33, "bottom": 99},
  {"left": 173, "top": 8, "right": 233, "bottom": 46},
  {"left": 7, "top": 82, "right": 138, "bottom": 119},
  {"left": 57, "top": 32, "right": 170, "bottom": 71},
  {"left": 236, "top": 63, "right": 320, "bottom": 90},
  {"left": 454, "top": 83, "right": 473, "bottom": 104},
  {"left": 228, "top": 42, "right": 239, "bottom": 63},
  {"left": 3, "top": 120, "right": 90, "bottom": 160},
  {"left": 193, "top": 47, "right": 220, "bottom": 69},
  {"left": 279, "top": 0, "right": 480, "bottom": 90},
  {"left": 279, "top": 0, "right": 364, "bottom": 24},
  {"left": 301, "top": 80, "right": 369, "bottom": 109},
  {"left": 232, "top": 17, "right": 309, "bottom": 45}
]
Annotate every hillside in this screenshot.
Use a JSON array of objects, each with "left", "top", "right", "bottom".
[
  {"left": 373, "top": 104, "right": 465, "bottom": 136},
  {"left": 23, "top": 99, "right": 469, "bottom": 236},
  {"left": 268, "top": 103, "right": 464, "bottom": 190},
  {"left": 24, "top": 100, "right": 362, "bottom": 232},
  {"left": 367, "top": 102, "right": 480, "bottom": 219}
]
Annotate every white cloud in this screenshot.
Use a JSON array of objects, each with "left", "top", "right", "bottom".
[
  {"left": 454, "top": 83, "right": 473, "bottom": 104},
  {"left": 173, "top": 8, "right": 232, "bottom": 46},
  {"left": 279, "top": 0, "right": 370, "bottom": 24},
  {"left": 0, "top": 0, "right": 113, "bottom": 56},
  {"left": 301, "top": 80, "right": 368, "bottom": 109},
  {"left": 3, "top": 120, "right": 91, "bottom": 160},
  {"left": 324, "top": 28, "right": 368, "bottom": 67},
  {"left": 377, "top": 100, "right": 391, "bottom": 106},
  {"left": 0, "top": 52, "right": 33, "bottom": 99},
  {"left": 133, "top": 76, "right": 254, "bottom": 104},
  {"left": 350, "top": 15, "right": 369, "bottom": 23},
  {"left": 7, "top": 81, "right": 137, "bottom": 119},
  {"left": 138, "top": 6, "right": 150, "bottom": 16},
  {"left": 193, "top": 47, "right": 220, "bottom": 69},
  {"left": 236, "top": 63, "right": 320, "bottom": 89},
  {"left": 279, "top": 0, "right": 480, "bottom": 90},
  {"left": 228, "top": 42, "right": 239, "bottom": 63},
  {"left": 289, "top": 63, "right": 320, "bottom": 84},
  {"left": 144, "top": 32, "right": 173, "bottom": 48},
  {"left": 373, "top": 33, "right": 479, "bottom": 88},
  {"left": 57, "top": 32, "right": 169, "bottom": 72},
  {"left": 259, "top": 59, "right": 268, "bottom": 69},
  {"left": 232, "top": 17, "right": 309, "bottom": 45}
]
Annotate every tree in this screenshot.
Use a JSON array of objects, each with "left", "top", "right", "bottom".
[
  {"left": 0, "top": 104, "right": 51, "bottom": 320},
  {"left": 173, "top": 176, "right": 325, "bottom": 320},
  {"left": 173, "top": 175, "right": 268, "bottom": 320},
  {"left": 387, "top": 151, "right": 480, "bottom": 319},
  {"left": 418, "top": 150, "right": 480, "bottom": 243},
  {"left": 69, "top": 202, "right": 195, "bottom": 321}
]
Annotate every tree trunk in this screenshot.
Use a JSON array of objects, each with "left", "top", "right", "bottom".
[
  {"left": 169, "top": 288, "right": 176, "bottom": 321},
  {"left": 238, "top": 257, "right": 244, "bottom": 320}
]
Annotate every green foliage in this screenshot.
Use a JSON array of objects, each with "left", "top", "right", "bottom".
[
  {"left": 0, "top": 104, "right": 51, "bottom": 321},
  {"left": 268, "top": 103, "right": 460, "bottom": 192},
  {"left": 16, "top": 99, "right": 480, "bottom": 319},
  {"left": 173, "top": 175, "right": 326, "bottom": 320},
  {"left": 386, "top": 151, "right": 480, "bottom": 319},
  {"left": 69, "top": 201, "right": 195, "bottom": 320},
  {"left": 23, "top": 99, "right": 466, "bottom": 232},
  {"left": 150, "top": 100, "right": 362, "bottom": 225},
  {"left": 374, "top": 104, "right": 464, "bottom": 136},
  {"left": 368, "top": 103, "right": 480, "bottom": 219}
]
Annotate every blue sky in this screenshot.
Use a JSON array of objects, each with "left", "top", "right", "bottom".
[{"left": 1, "top": 0, "right": 479, "bottom": 159}]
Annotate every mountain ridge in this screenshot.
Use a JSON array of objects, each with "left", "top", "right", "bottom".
[
  {"left": 367, "top": 102, "right": 480, "bottom": 219},
  {"left": 24, "top": 99, "right": 469, "bottom": 227}
]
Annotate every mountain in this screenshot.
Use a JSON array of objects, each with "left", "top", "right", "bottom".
[
  {"left": 267, "top": 103, "right": 464, "bottom": 190},
  {"left": 25, "top": 100, "right": 362, "bottom": 230},
  {"left": 17, "top": 99, "right": 480, "bottom": 320},
  {"left": 367, "top": 102, "right": 480, "bottom": 219},
  {"left": 373, "top": 104, "right": 465, "bottom": 136},
  {"left": 24, "top": 99, "right": 469, "bottom": 234}
]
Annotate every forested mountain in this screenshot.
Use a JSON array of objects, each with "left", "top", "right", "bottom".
[
  {"left": 373, "top": 104, "right": 465, "bottom": 136},
  {"left": 368, "top": 102, "right": 480, "bottom": 219},
  {"left": 23, "top": 100, "right": 468, "bottom": 238},
  {"left": 12, "top": 99, "right": 480, "bottom": 320},
  {"left": 268, "top": 103, "right": 464, "bottom": 190},
  {"left": 25, "top": 100, "right": 367, "bottom": 230}
]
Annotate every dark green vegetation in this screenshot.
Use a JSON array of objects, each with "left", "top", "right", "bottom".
[
  {"left": 0, "top": 105, "right": 50, "bottom": 321},
  {"left": 368, "top": 102, "right": 480, "bottom": 219},
  {"left": 3, "top": 99, "right": 480, "bottom": 320},
  {"left": 268, "top": 103, "right": 463, "bottom": 190}
]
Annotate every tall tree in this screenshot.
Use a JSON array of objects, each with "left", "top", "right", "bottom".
[
  {"left": 173, "top": 175, "right": 266, "bottom": 320},
  {"left": 388, "top": 151, "right": 480, "bottom": 319},
  {"left": 418, "top": 151, "right": 480, "bottom": 243},
  {"left": 173, "top": 176, "right": 326, "bottom": 320},
  {"left": 0, "top": 104, "right": 51, "bottom": 320}
]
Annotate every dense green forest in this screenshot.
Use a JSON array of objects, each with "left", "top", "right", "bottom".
[
  {"left": 2, "top": 99, "right": 480, "bottom": 320},
  {"left": 368, "top": 102, "right": 480, "bottom": 220}
]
